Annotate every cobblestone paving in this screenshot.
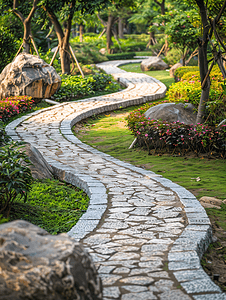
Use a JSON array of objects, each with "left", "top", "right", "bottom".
[{"left": 6, "top": 60, "right": 226, "bottom": 299}]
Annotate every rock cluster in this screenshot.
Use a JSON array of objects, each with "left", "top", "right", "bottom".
[
  {"left": 144, "top": 102, "right": 197, "bottom": 125},
  {"left": 0, "top": 53, "right": 61, "bottom": 99},
  {"left": 140, "top": 56, "right": 168, "bottom": 71},
  {"left": 0, "top": 220, "right": 102, "bottom": 300}
]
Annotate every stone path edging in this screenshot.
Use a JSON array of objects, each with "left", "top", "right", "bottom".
[{"left": 5, "top": 60, "right": 225, "bottom": 299}]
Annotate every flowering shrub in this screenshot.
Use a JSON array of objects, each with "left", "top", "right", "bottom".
[
  {"left": 127, "top": 109, "right": 226, "bottom": 158},
  {"left": 127, "top": 101, "right": 226, "bottom": 158},
  {"left": 0, "top": 96, "right": 34, "bottom": 122}
]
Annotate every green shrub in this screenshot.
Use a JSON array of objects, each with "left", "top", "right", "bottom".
[
  {"left": 0, "top": 143, "right": 33, "bottom": 217},
  {"left": 53, "top": 73, "right": 120, "bottom": 102},
  {"left": 164, "top": 48, "right": 182, "bottom": 66},
  {"left": 174, "top": 66, "right": 199, "bottom": 80},
  {"left": 106, "top": 52, "right": 136, "bottom": 60}
]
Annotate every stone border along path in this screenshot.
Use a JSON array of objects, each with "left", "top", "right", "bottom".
[{"left": 6, "top": 60, "right": 225, "bottom": 300}]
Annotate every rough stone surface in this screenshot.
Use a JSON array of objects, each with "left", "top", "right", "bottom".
[
  {"left": 199, "top": 196, "right": 223, "bottom": 209},
  {"left": 0, "top": 220, "right": 102, "bottom": 300},
  {"left": 23, "top": 143, "right": 53, "bottom": 179},
  {"left": 169, "top": 63, "right": 183, "bottom": 78},
  {"left": 0, "top": 53, "right": 61, "bottom": 99},
  {"left": 140, "top": 56, "right": 168, "bottom": 71},
  {"left": 144, "top": 102, "right": 197, "bottom": 125}
]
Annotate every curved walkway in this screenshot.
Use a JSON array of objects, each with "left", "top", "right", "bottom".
[{"left": 6, "top": 60, "right": 225, "bottom": 300}]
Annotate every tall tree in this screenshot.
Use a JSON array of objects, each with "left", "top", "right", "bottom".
[
  {"left": 191, "top": 0, "right": 226, "bottom": 123},
  {"left": 41, "top": 0, "right": 107, "bottom": 73}
]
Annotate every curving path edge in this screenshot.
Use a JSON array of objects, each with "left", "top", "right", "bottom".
[{"left": 6, "top": 60, "right": 226, "bottom": 300}]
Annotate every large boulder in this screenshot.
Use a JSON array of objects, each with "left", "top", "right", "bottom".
[
  {"left": 23, "top": 143, "right": 53, "bottom": 179},
  {"left": 140, "top": 56, "right": 168, "bottom": 71},
  {"left": 0, "top": 53, "right": 61, "bottom": 99},
  {"left": 0, "top": 220, "right": 102, "bottom": 300},
  {"left": 169, "top": 62, "right": 183, "bottom": 78},
  {"left": 144, "top": 102, "right": 197, "bottom": 125}
]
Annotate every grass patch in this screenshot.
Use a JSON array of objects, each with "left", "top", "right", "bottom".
[
  {"left": 119, "top": 63, "right": 174, "bottom": 89},
  {"left": 73, "top": 106, "right": 226, "bottom": 200},
  {"left": 9, "top": 179, "right": 89, "bottom": 234}
]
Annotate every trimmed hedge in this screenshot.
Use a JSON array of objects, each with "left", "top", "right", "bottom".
[{"left": 106, "top": 52, "right": 136, "bottom": 60}]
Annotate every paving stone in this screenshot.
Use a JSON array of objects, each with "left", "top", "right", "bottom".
[
  {"left": 173, "top": 269, "right": 207, "bottom": 282},
  {"left": 120, "top": 276, "right": 154, "bottom": 285},
  {"left": 99, "top": 274, "right": 122, "bottom": 285},
  {"left": 103, "top": 287, "right": 121, "bottom": 298},
  {"left": 159, "top": 290, "right": 192, "bottom": 300},
  {"left": 98, "top": 265, "right": 116, "bottom": 274},
  {"left": 193, "top": 294, "right": 226, "bottom": 300},
  {"left": 113, "top": 267, "right": 130, "bottom": 274},
  {"left": 109, "top": 252, "right": 140, "bottom": 261},
  {"left": 121, "top": 285, "right": 148, "bottom": 292},
  {"left": 181, "top": 278, "right": 221, "bottom": 293},
  {"left": 121, "top": 291, "right": 157, "bottom": 300}
]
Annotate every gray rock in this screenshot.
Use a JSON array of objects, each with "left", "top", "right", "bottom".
[
  {"left": 0, "top": 53, "right": 61, "bottom": 99},
  {"left": 144, "top": 102, "right": 197, "bottom": 125},
  {"left": 23, "top": 143, "right": 53, "bottom": 179},
  {"left": 169, "top": 63, "right": 183, "bottom": 78},
  {"left": 0, "top": 220, "right": 102, "bottom": 300},
  {"left": 140, "top": 57, "right": 168, "bottom": 71}
]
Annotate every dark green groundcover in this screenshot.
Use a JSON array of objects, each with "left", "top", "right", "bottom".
[{"left": 8, "top": 179, "right": 89, "bottom": 235}]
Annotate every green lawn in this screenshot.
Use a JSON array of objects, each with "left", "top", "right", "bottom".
[
  {"left": 74, "top": 106, "right": 226, "bottom": 201},
  {"left": 119, "top": 63, "right": 174, "bottom": 89}
]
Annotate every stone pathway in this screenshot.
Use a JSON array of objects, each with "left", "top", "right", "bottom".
[{"left": 6, "top": 60, "right": 226, "bottom": 300}]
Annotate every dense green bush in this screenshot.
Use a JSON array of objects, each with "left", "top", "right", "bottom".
[
  {"left": 164, "top": 48, "right": 182, "bottom": 66},
  {"left": 0, "top": 143, "right": 33, "bottom": 217},
  {"left": 53, "top": 73, "right": 120, "bottom": 102},
  {"left": 174, "top": 66, "right": 199, "bottom": 80},
  {"left": 106, "top": 52, "right": 136, "bottom": 60}
]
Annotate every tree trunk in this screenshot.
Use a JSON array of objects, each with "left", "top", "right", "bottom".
[
  {"left": 23, "top": 19, "right": 31, "bottom": 53},
  {"left": 118, "top": 17, "right": 124, "bottom": 39},
  {"left": 79, "top": 24, "right": 83, "bottom": 42},
  {"left": 107, "top": 14, "right": 114, "bottom": 54},
  {"left": 195, "top": 0, "right": 211, "bottom": 124}
]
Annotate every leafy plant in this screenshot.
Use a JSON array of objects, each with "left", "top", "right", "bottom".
[
  {"left": 0, "top": 143, "right": 33, "bottom": 217},
  {"left": 53, "top": 73, "right": 120, "bottom": 102},
  {"left": 10, "top": 179, "right": 89, "bottom": 234}
]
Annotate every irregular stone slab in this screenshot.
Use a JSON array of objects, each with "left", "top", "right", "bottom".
[
  {"left": 181, "top": 278, "right": 221, "bottom": 294},
  {"left": 120, "top": 276, "right": 154, "bottom": 285},
  {"left": 122, "top": 285, "right": 148, "bottom": 292},
  {"left": 0, "top": 220, "right": 102, "bottom": 300},
  {"left": 0, "top": 53, "right": 61, "bottom": 99},
  {"left": 99, "top": 274, "right": 122, "bottom": 285},
  {"left": 144, "top": 102, "right": 197, "bottom": 125},
  {"left": 159, "top": 289, "right": 192, "bottom": 300},
  {"left": 122, "top": 291, "right": 157, "bottom": 300},
  {"left": 103, "top": 286, "right": 120, "bottom": 298}
]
